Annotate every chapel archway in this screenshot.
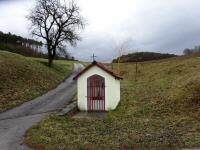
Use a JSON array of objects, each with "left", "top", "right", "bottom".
[{"left": 87, "top": 74, "right": 105, "bottom": 111}]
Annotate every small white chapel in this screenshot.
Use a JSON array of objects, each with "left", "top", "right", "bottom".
[{"left": 73, "top": 61, "right": 123, "bottom": 112}]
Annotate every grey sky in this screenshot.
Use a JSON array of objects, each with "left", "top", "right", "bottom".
[{"left": 0, "top": 0, "right": 200, "bottom": 62}]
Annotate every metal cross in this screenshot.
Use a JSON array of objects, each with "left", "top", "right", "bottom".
[{"left": 91, "top": 53, "right": 97, "bottom": 61}]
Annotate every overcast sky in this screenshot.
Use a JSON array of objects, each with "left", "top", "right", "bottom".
[{"left": 1, "top": 0, "right": 200, "bottom": 62}]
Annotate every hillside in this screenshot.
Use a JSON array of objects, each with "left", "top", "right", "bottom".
[
  {"left": 0, "top": 31, "right": 43, "bottom": 57},
  {"left": 113, "top": 52, "right": 177, "bottom": 63},
  {"left": 26, "top": 55, "right": 200, "bottom": 149},
  {"left": 0, "top": 51, "right": 74, "bottom": 112}
]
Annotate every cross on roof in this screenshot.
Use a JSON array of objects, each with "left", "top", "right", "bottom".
[{"left": 91, "top": 53, "right": 97, "bottom": 61}]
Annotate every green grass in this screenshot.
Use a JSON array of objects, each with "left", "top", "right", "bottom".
[
  {"left": 25, "top": 56, "right": 200, "bottom": 150},
  {"left": 0, "top": 51, "right": 74, "bottom": 112}
]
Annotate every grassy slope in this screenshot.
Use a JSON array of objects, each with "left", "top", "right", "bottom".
[
  {"left": 25, "top": 56, "right": 200, "bottom": 150},
  {"left": 0, "top": 51, "right": 74, "bottom": 112}
]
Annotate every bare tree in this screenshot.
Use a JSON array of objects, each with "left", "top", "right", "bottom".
[
  {"left": 27, "top": 0, "right": 85, "bottom": 66},
  {"left": 112, "top": 38, "right": 131, "bottom": 74}
]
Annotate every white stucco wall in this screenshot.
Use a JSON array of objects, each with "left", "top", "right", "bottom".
[{"left": 77, "top": 66, "right": 121, "bottom": 111}]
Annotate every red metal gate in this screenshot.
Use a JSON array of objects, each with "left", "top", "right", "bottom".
[{"left": 87, "top": 75, "right": 105, "bottom": 111}]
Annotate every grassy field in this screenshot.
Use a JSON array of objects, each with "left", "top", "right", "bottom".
[
  {"left": 0, "top": 51, "right": 74, "bottom": 112},
  {"left": 25, "top": 56, "right": 200, "bottom": 150}
]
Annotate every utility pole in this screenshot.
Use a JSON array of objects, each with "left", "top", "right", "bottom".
[
  {"left": 135, "top": 61, "right": 138, "bottom": 82},
  {"left": 117, "top": 48, "right": 122, "bottom": 75},
  {"left": 135, "top": 56, "right": 141, "bottom": 82}
]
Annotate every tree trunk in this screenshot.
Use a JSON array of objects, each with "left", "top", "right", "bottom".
[
  {"left": 48, "top": 56, "right": 53, "bottom": 67},
  {"left": 48, "top": 48, "right": 56, "bottom": 67},
  {"left": 47, "top": 46, "right": 53, "bottom": 67}
]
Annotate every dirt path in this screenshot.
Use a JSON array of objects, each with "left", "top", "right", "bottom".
[{"left": 0, "top": 63, "right": 84, "bottom": 150}]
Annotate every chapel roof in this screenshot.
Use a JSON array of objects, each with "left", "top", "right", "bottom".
[{"left": 73, "top": 61, "right": 123, "bottom": 80}]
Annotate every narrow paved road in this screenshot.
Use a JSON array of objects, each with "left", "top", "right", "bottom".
[{"left": 0, "top": 63, "right": 84, "bottom": 150}]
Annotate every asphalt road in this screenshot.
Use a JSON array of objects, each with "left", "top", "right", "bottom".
[{"left": 0, "top": 63, "right": 84, "bottom": 150}]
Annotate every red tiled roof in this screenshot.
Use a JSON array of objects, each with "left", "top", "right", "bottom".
[{"left": 73, "top": 61, "right": 123, "bottom": 80}]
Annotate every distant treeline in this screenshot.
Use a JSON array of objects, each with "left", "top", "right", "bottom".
[
  {"left": 183, "top": 46, "right": 200, "bottom": 55},
  {"left": 0, "top": 31, "right": 75, "bottom": 60},
  {"left": 0, "top": 31, "right": 45, "bottom": 57},
  {"left": 112, "top": 52, "right": 177, "bottom": 63}
]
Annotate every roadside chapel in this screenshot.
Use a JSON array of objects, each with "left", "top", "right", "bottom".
[{"left": 73, "top": 61, "right": 123, "bottom": 112}]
